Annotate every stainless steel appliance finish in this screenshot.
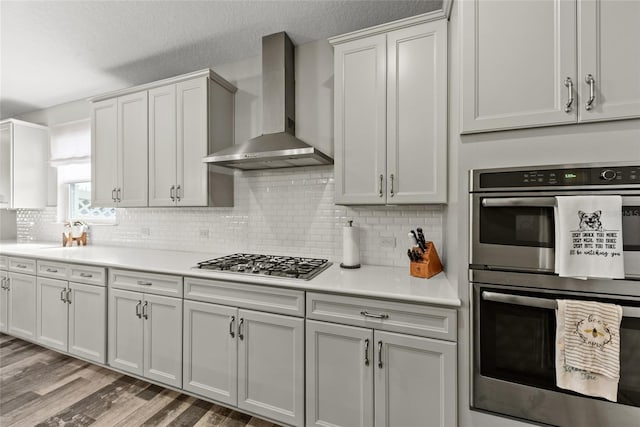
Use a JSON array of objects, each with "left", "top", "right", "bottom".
[
  {"left": 203, "top": 32, "right": 333, "bottom": 170},
  {"left": 470, "top": 162, "right": 640, "bottom": 278},
  {"left": 194, "top": 253, "right": 331, "bottom": 280},
  {"left": 470, "top": 162, "right": 640, "bottom": 426},
  {"left": 470, "top": 270, "right": 640, "bottom": 427}
]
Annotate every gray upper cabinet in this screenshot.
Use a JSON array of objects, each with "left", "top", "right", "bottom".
[
  {"left": 461, "top": 0, "right": 640, "bottom": 134},
  {"left": 331, "top": 12, "right": 448, "bottom": 205},
  {"left": 91, "top": 69, "right": 236, "bottom": 208},
  {"left": 0, "top": 119, "right": 48, "bottom": 209},
  {"left": 91, "top": 92, "right": 148, "bottom": 208},
  {"left": 149, "top": 74, "right": 236, "bottom": 207}
]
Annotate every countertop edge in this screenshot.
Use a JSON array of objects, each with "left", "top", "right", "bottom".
[{"left": 0, "top": 243, "right": 461, "bottom": 308}]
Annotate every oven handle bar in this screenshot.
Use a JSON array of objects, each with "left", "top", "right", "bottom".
[
  {"left": 482, "top": 197, "right": 557, "bottom": 208},
  {"left": 481, "top": 291, "right": 640, "bottom": 318}
]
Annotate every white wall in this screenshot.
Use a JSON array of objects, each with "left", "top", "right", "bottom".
[
  {"left": 15, "top": 39, "right": 446, "bottom": 268},
  {"left": 446, "top": 2, "right": 640, "bottom": 426}
]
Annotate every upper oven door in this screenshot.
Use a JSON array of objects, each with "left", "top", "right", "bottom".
[{"left": 471, "top": 193, "right": 640, "bottom": 276}]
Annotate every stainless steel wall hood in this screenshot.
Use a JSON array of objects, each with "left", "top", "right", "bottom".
[{"left": 203, "top": 32, "right": 333, "bottom": 170}]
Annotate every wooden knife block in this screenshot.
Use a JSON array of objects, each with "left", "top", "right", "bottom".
[{"left": 409, "top": 242, "right": 442, "bottom": 279}]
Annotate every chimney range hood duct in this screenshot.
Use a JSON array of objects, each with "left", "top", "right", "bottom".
[{"left": 203, "top": 32, "right": 333, "bottom": 170}]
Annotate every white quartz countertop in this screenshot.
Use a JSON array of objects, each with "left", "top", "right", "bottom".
[{"left": 0, "top": 242, "right": 460, "bottom": 307}]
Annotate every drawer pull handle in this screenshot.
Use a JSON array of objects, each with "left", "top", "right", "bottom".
[
  {"left": 360, "top": 311, "right": 389, "bottom": 320},
  {"left": 79, "top": 273, "right": 93, "bottom": 278},
  {"left": 16, "top": 264, "right": 27, "bottom": 269},
  {"left": 137, "top": 280, "right": 153, "bottom": 286},
  {"left": 142, "top": 301, "right": 149, "bottom": 319},
  {"left": 378, "top": 340, "right": 383, "bottom": 369},
  {"left": 66, "top": 289, "right": 72, "bottom": 304},
  {"left": 229, "top": 316, "right": 235, "bottom": 338},
  {"left": 60, "top": 289, "right": 67, "bottom": 302},
  {"left": 46, "top": 268, "right": 58, "bottom": 273},
  {"left": 135, "top": 301, "right": 142, "bottom": 318},
  {"left": 364, "top": 339, "right": 370, "bottom": 366}
]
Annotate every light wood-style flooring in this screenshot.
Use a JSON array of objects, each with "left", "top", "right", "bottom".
[{"left": 0, "top": 333, "right": 280, "bottom": 427}]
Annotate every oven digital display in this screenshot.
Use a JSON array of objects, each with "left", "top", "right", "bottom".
[{"left": 623, "top": 206, "right": 640, "bottom": 251}]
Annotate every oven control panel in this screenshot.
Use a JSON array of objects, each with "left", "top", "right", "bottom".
[{"left": 479, "top": 166, "right": 640, "bottom": 189}]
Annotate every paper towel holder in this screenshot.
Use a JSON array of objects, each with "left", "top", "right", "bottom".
[{"left": 341, "top": 220, "right": 361, "bottom": 269}]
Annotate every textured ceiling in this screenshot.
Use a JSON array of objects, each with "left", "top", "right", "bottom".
[{"left": 0, "top": 0, "right": 441, "bottom": 119}]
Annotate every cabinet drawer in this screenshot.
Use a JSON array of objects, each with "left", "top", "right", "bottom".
[
  {"left": 306, "top": 292, "right": 457, "bottom": 341},
  {"left": 69, "top": 264, "right": 106, "bottom": 286},
  {"left": 110, "top": 269, "right": 182, "bottom": 297},
  {"left": 37, "top": 260, "right": 70, "bottom": 280},
  {"left": 8, "top": 257, "right": 36, "bottom": 274},
  {"left": 184, "top": 277, "right": 305, "bottom": 317},
  {"left": 0, "top": 255, "right": 7, "bottom": 270}
]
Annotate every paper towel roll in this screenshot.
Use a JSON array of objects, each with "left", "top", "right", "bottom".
[{"left": 341, "top": 221, "right": 361, "bottom": 268}]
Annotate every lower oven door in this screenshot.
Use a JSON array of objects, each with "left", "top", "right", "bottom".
[{"left": 472, "top": 283, "right": 640, "bottom": 426}]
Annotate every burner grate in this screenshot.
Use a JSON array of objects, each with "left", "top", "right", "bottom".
[{"left": 195, "top": 253, "right": 331, "bottom": 280}]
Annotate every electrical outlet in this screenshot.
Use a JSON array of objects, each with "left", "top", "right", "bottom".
[
  {"left": 140, "top": 227, "right": 150, "bottom": 236},
  {"left": 199, "top": 228, "right": 210, "bottom": 239},
  {"left": 380, "top": 237, "right": 396, "bottom": 248}
]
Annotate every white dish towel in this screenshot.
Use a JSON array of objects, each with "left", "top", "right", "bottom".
[
  {"left": 554, "top": 195, "right": 625, "bottom": 279},
  {"left": 556, "top": 299, "right": 623, "bottom": 402}
]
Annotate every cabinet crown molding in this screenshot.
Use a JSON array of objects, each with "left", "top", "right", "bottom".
[
  {"left": 329, "top": 9, "right": 448, "bottom": 45},
  {"left": 88, "top": 68, "right": 237, "bottom": 103}
]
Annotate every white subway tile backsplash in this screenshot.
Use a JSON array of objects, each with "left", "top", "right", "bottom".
[{"left": 17, "top": 166, "right": 443, "bottom": 267}]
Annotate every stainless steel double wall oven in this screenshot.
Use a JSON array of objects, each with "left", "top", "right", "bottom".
[{"left": 469, "top": 163, "right": 640, "bottom": 426}]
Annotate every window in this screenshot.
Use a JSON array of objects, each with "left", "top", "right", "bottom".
[{"left": 69, "top": 182, "right": 115, "bottom": 222}]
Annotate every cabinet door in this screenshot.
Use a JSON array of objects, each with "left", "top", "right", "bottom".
[
  {"left": 148, "top": 84, "right": 177, "bottom": 207},
  {"left": 461, "top": 0, "right": 577, "bottom": 133},
  {"left": 387, "top": 21, "right": 447, "bottom": 204},
  {"left": 306, "top": 320, "right": 374, "bottom": 427},
  {"left": 374, "top": 330, "right": 456, "bottom": 427},
  {"left": 176, "top": 77, "right": 208, "bottom": 206},
  {"left": 0, "top": 123, "right": 11, "bottom": 208},
  {"left": 183, "top": 300, "right": 237, "bottom": 405},
  {"left": 36, "top": 277, "right": 68, "bottom": 352},
  {"left": 11, "top": 123, "right": 47, "bottom": 209},
  {"left": 108, "top": 288, "right": 143, "bottom": 375},
  {"left": 0, "top": 271, "right": 8, "bottom": 332},
  {"left": 578, "top": 0, "right": 640, "bottom": 122},
  {"left": 334, "top": 35, "right": 387, "bottom": 205},
  {"left": 7, "top": 272, "right": 37, "bottom": 340},
  {"left": 237, "top": 310, "right": 304, "bottom": 427},
  {"left": 118, "top": 92, "right": 148, "bottom": 207},
  {"left": 143, "top": 293, "right": 182, "bottom": 388},
  {"left": 91, "top": 99, "right": 118, "bottom": 208},
  {"left": 68, "top": 282, "right": 106, "bottom": 364}
]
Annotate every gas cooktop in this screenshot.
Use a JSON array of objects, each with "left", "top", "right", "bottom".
[{"left": 194, "top": 253, "right": 332, "bottom": 281}]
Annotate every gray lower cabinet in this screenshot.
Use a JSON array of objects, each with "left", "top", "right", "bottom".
[
  {"left": 35, "top": 261, "right": 107, "bottom": 364},
  {"left": 183, "top": 300, "right": 237, "bottom": 405},
  {"left": 183, "top": 277, "right": 305, "bottom": 427},
  {"left": 0, "top": 267, "right": 8, "bottom": 332},
  {"left": 36, "top": 277, "right": 107, "bottom": 363},
  {"left": 108, "top": 287, "right": 183, "bottom": 388},
  {"left": 306, "top": 292, "right": 457, "bottom": 427},
  {"left": 7, "top": 271, "right": 37, "bottom": 340}
]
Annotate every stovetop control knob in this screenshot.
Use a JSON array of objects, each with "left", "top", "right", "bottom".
[{"left": 600, "top": 169, "right": 617, "bottom": 181}]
